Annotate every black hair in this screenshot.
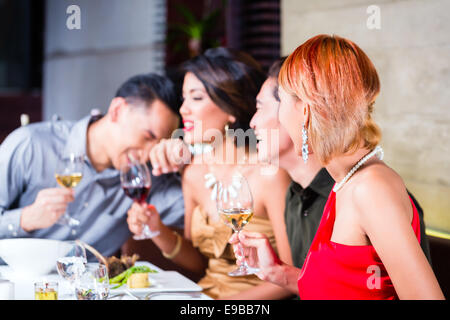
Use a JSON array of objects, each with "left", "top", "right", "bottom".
[
  {"left": 267, "top": 56, "right": 287, "bottom": 102},
  {"left": 115, "top": 73, "right": 180, "bottom": 117},
  {"left": 181, "top": 47, "right": 266, "bottom": 131}
]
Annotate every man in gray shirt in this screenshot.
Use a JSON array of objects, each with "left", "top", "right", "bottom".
[{"left": 0, "top": 73, "right": 184, "bottom": 257}]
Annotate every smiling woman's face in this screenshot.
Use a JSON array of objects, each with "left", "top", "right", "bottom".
[
  {"left": 250, "top": 78, "right": 293, "bottom": 163},
  {"left": 180, "top": 72, "right": 234, "bottom": 144}
]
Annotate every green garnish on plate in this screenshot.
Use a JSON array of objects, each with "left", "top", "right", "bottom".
[{"left": 109, "top": 265, "right": 157, "bottom": 289}]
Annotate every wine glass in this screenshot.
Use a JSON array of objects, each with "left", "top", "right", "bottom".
[
  {"left": 216, "top": 173, "right": 259, "bottom": 276},
  {"left": 56, "top": 240, "right": 87, "bottom": 299},
  {"left": 55, "top": 153, "right": 84, "bottom": 227},
  {"left": 74, "top": 263, "right": 109, "bottom": 300},
  {"left": 120, "top": 149, "right": 160, "bottom": 239}
]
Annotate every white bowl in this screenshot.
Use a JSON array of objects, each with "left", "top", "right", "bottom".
[{"left": 0, "top": 238, "right": 72, "bottom": 277}]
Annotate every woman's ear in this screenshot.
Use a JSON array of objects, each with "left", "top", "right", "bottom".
[
  {"left": 303, "top": 103, "right": 311, "bottom": 128},
  {"left": 227, "top": 115, "right": 237, "bottom": 125}
]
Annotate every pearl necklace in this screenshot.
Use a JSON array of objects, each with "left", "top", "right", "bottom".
[{"left": 332, "top": 146, "right": 384, "bottom": 193}]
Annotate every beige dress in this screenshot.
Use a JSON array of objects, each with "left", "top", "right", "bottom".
[{"left": 191, "top": 206, "right": 277, "bottom": 299}]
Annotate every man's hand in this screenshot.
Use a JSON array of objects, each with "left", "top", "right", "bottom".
[{"left": 20, "top": 188, "right": 75, "bottom": 232}]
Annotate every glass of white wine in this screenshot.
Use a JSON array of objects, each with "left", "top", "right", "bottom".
[
  {"left": 55, "top": 153, "right": 84, "bottom": 227},
  {"left": 216, "top": 173, "right": 259, "bottom": 276}
]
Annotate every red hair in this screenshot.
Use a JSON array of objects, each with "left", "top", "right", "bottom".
[{"left": 279, "top": 34, "right": 381, "bottom": 165}]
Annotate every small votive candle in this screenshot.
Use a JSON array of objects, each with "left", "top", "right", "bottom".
[{"left": 34, "top": 281, "right": 58, "bottom": 300}]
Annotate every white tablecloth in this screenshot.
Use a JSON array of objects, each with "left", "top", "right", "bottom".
[{"left": 0, "top": 261, "right": 211, "bottom": 300}]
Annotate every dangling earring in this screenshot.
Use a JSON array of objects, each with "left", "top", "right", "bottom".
[
  {"left": 224, "top": 122, "right": 231, "bottom": 137},
  {"left": 302, "top": 123, "right": 309, "bottom": 163}
]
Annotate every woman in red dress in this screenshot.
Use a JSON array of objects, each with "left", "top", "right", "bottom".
[{"left": 230, "top": 34, "right": 444, "bottom": 299}]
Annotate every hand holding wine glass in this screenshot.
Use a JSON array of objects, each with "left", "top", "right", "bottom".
[
  {"left": 120, "top": 149, "right": 160, "bottom": 239},
  {"left": 20, "top": 188, "right": 74, "bottom": 232},
  {"left": 229, "top": 231, "right": 282, "bottom": 279},
  {"left": 126, "top": 202, "right": 162, "bottom": 237},
  {"left": 216, "top": 173, "right": 259, "bottom": 276}
]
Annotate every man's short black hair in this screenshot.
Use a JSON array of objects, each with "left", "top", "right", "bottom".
[{"left": 115, "top": 73, "right": 180, "bottom": 117}]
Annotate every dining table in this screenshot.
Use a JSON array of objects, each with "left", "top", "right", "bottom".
[{"left": 0, "top": 261, "right": 212, "bottom": 300}]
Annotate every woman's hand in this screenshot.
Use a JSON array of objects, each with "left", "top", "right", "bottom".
[
  {"left": 126, "top": 202, "right": 162, "bottom": 236},
  {"left": 229, "top": 231, "right": 282, "bottom": 280},
  {"left": 149, "top": 139, "right": 191, "bottom": 176},
  {"left": 230, "top": 231, "right": 301, "bottom": 293}
]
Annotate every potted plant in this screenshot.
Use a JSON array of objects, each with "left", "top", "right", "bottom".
[{"left": 168, "top": 2, "right": 225, "bottom": 57}]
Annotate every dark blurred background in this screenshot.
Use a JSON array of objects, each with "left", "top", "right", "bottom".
[{"left": 0, "top": 0, "right": 281, "bottom": 142}]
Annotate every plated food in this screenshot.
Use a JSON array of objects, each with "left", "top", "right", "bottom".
[
  {"left": 106, "top": 254, "right": 140, "bottom": 278},
  {"left": 109, "top": 265, "right": 157, "bottom": 289},
  {"left": 127, "top": 272, "right": 150, "bottom": 289},
  {"left": 75, "top": 240, "right": 158, "bottom": 290}
]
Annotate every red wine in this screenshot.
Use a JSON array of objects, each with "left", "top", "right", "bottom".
[{"left": 122, "top": 185, "right": 150, "bottom": 203}]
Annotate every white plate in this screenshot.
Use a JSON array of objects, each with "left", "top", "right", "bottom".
[
  {"left": 109, "top": 262, "right": 202, "bottom": 295},
  {"left": 110, "top": 274, "right": 158, "bottom": 293}
]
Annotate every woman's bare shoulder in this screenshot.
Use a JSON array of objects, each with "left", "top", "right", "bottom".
[
  {"left": 350, "top": 162, "right": 411, "bottom": 223},
  {"left": 352, "top": 162, "right": 405, "bottom": 196}
]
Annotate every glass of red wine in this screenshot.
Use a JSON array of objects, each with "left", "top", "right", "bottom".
[{"left": 120, "top": 149, "right": 160, "bottom": 239}]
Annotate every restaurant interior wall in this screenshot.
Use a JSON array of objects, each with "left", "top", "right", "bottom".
[{"left": 43, "top": 0, "right": 166, "bottom": 121}]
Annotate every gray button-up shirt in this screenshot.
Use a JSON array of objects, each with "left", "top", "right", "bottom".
[{"left": 0, "top": 116, "right": 184, "bottom": 257}]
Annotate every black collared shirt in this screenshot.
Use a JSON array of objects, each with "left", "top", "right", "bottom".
[{"left": 284, "top": 168, "right": 431, "bottom": 269}]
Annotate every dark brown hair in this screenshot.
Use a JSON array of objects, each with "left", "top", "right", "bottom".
[
  {"left": 267, "top": 57, "right": 287, "bottom": 102},
  {"left": 182, "top": 47, "right": 266, "bottom": 131}
]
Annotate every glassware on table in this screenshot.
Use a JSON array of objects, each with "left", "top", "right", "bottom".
[
  {"left": 216, "top": 173, "right": 259, "bottom": 276},
  {"left": 55, "top": 153, "right": 84, "bottom": 227},
  {"left": 34, "top": 281, "right": 58, "bottom": 300},
  {"left": 0, "top": 280, "right": 14, "bottom": 300},
  {"left": 120, "top": 149, "right": 160, "bottom": 239},
  {"left": 74, "top": 263, "right": 109, "bottom": 300},
  {"left": 56, "top": 240, "right": 87, "bottom": 299}
]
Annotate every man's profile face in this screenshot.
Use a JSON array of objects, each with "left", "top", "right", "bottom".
[{"left": 110, "top": 98, "right": 179, "bottom": 170}]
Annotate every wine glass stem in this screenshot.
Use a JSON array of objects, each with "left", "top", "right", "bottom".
[
  {"left": 133, "top": 201, "right": 160, "bottom": 239},
  {"left": 236, "top": 230, "right": 248, "bottom": 268}
]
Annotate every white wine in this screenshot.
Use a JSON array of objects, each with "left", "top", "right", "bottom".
[
  {"left": 35, "top": 289, "right": 58, "bottom": 300},
  {"left": 55, "top": 173, "right": 83, "bottom": 188},
  {"left": 219, "top": 208, "right": 253, "bottom": 232}
]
